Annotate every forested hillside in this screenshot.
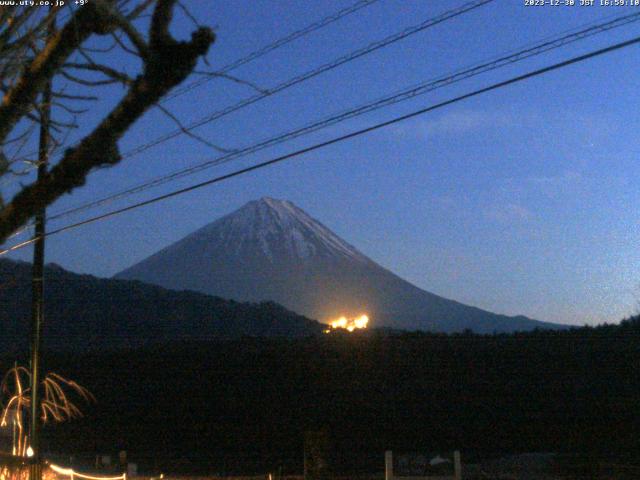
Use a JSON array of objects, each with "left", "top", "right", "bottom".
[{"left": 23, "top": 318, "right": 640, "bottom": 475}]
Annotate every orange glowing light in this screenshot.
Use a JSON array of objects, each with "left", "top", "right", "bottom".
[
  {"left": 325, "top": 314, "right": 369, "bottom": 333},
  {"left": 0, "top": 365, "right": 94, "bottom": 458},
  {"left": 48, "top": 463, "right": 126, "bottom": 480}
]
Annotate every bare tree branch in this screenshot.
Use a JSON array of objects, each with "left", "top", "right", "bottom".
[
  {"left": 177, "top": 1, "right": 201, "bottom": 28},
  {"left": 0, "top": 1, "right": 118, "bottom": 143},
  {"left": 52, "top": 101, "right": 90, "bottom": 115},
  {"left": 155, "top": 103, "right": 234, "bottom": 153},
  {"left": 110, "top": 30, "right": 141, "bottom": 58},
  {"left": 125, "top": 0, "right": 156, "bottom": 20},
  {"left": 193, "top": 70, "right": 269, "bottom": 94},
  {"left": 109, "top": 10, "right": 150, "bottom": 58},
  {"left": 0, "top": 0, "right": 215, "bottom": 244},
  {"left": 61, "top": 69, "right": 121, "bottom": 86},
  {"left": 64, "top": 61, "right": 132, "bottom": 85},
  {"left": 52, "top": 91, "right": 99, "bottom": 101}
]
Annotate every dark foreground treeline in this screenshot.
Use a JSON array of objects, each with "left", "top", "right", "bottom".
[{"left": 10, "top": 317, "right": 640, "bottom": 475}]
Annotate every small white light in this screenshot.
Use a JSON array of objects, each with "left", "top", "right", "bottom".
[{"left": 26, "top": 446, "right": 34, "bottom": 457}]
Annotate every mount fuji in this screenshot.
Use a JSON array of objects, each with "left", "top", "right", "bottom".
[{"left": 116, "top": 197, "right": 565, "bottom": 333}]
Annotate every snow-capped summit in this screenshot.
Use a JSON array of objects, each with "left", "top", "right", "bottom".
[
  {"left": 116, "top": 198, "right": 564, "bottom": 333},
  {"left": 195, "top": 197, "right": 369, "bottom": 263}
]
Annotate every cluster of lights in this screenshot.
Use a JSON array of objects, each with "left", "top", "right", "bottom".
[{"left": 324, "top": 314, "right": 369, "bottom": 333}]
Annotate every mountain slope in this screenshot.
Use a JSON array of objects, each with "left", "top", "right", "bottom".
[
  {"left": 116, "top": 197, "right": 566, "bottom": 333},
  {"left": 0, "top": 258, "right": 323, "bottom": 352}
]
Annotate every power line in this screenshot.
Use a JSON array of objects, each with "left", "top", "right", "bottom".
[
  {"left": 6, "top": 0, "right": 494, "bottom": 220},
  {"left": 122, "top": 0, "right": 495, "bottom": 158},
  {"left": 0, "top": 0, "right": 382, "bottom": 179},
  {"left": 3, "top": 33, "right": 639, "bottom": 256},
  {"left": 47, "top": 11, "right": 640, "bottom": 223},
  {"left": 5, "top": 0, "right": 493, "bottom": 194},
  {"left": 164, "top": 0, "right": 383, "bottom": 101}
]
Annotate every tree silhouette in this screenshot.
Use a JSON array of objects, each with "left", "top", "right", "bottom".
[
  {"left": 0, "top": 1, "right": 215, "bottom": 244},
  {"left": 0, "top": 365, "right": 94, "bottom": 457}
]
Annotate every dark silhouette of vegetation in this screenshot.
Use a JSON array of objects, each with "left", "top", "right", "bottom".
[
  {"left": 0, "top": 259, "right": 324, "bottom": 354},
  {"left": 8, "top": 317, "right": 635, "bottom": 476},
  {"left": 1, "top": 259, "right": 638, "bottom": 475}
]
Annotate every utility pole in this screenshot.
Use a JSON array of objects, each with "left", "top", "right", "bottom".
[{"left": 29, "top": 10, "right": 55, "bottom": 480}]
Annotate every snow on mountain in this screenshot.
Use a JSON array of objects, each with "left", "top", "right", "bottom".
[
  {"left": 192, "top": 197, "right": 370, "bottom": 263},
  {"left": 116, "top": 197, "right": 567, "bottom": 333}
]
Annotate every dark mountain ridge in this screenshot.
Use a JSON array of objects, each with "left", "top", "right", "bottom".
[{"left": 0, "top": 258, "right": 323, "bottom": 352}]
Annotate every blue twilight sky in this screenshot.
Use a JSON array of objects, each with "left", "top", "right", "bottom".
[{"left": 3, "top": 0, "right": 640, "bottom": 326}]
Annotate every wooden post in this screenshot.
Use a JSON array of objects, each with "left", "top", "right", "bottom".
[
  {"left": 385, "top": 451, "right": 393, "bottom": 480},
  {"left": 29, "top": 11, "right": 54, "bottom": 480},
  {"left": 453, "top": 451, "right": 461, "bottom": 480},
  {"left": 304, "top": 430, "right": 330, "bottom": 480}
]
